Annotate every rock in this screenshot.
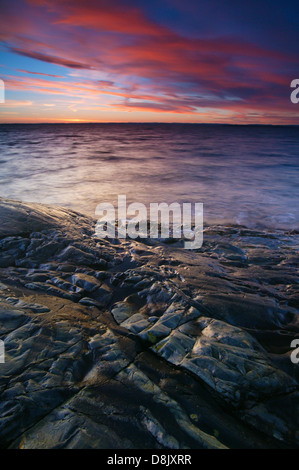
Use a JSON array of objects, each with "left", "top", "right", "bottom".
[
  {"left": 79, "top": 297, "right": 106, "bottom": 308},
  {"left": 139, "top": 323, "right": 171, "bottom": 344},
  {"left": 3, "top": 298, "right": 50, "bottom": 313},
  {"left": 0, "top": 302, "right": 29, "bottom": 333},
  {"left": 121, "top": 314, "right": 150, "bottom": 334},
  {"left": 0, "top": 256, "right": 15, "bottom": 268},
  {"left": 111, "top": 301, "right": 136, "bottom": 324},
  {"left": 0, "top": 197, "right": 298, "bottom": 449},
  {"left": 177, "top": 318, "right": 297, "bottom": 405},
  {"left": 71, "top": 273, "right": 101, "bottom": 292},
  {"left": 0, "top": 198, "right": 92, "bottom": 238},
  {"left": 58, "top": 246, "right": 96, "bottom": 266},
  {"left": 152, "top": 330, "right": 196, "bottom": 363}
]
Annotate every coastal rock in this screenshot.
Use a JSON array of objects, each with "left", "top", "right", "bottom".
[{"left": 0, "top": 198, "right": 299, "bottom": 449}]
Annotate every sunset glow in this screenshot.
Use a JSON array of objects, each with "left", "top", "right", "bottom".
[{"left": 0, "top": 0, "right": 298, "bottom": 124}]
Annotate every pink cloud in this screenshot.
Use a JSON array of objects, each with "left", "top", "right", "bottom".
[
  {"left": 0, "top": 0, "right": 297, "bottom": 123},
  {"left": 17, "top": 69, "right": 64, "bottom": 78}
]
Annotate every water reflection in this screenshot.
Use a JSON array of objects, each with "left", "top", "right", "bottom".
[{"left": 0, "top": 123, "right": 298, "bottom": 230}]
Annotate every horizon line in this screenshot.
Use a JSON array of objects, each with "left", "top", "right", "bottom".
[{"left": 0, "top": 122, "right": 298, "bottom": 127}]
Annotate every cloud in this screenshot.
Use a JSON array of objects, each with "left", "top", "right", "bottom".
[
  {"left": 9, "top": 47, "right": 93, "bottom": 70},
  {"left": 2, "top": 99, "right": 33, "bottom": 107},
  {"left": 17, "top": 69, "right": 64, "bottom": 78},
  {"left": 0, "top": 0, "right": 297, "bottom": 122}
]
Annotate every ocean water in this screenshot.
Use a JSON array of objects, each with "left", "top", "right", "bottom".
[{"left": 0, "top": 123, "right": 298, "bottom": 230}]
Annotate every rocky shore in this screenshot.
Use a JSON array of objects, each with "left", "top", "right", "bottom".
[{"left": 0, "top": 197, "right": 298, "bottom": 449}]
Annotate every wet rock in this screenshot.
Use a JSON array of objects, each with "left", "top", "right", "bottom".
[
  {"left": 71, "top": 273, "right": 101, "bottom": 292},
  {"left": 0, "top": 301, "right": 29, "bottom": 334},
  {"left": 121, "top": 314, "right": 150, "bottom": 334},
  {"left": 0, "top": 197, "right": 299, "bottom": 449},
  {"left": 58, "top": 246, "right": 96, "bottom": 266},
  {"left": 3, "top": 297, "right": 50, "bottom": 313},
  {"left": 24, "top": 282, "right": 81, "bottom": 302},
  {"left": 111, "top": 301, "right": 136, "bottom": 324},
  {"left": 79, "top": 297, "right": 106, "bottom": 309},
  {"left": 0, "top": 256, "right": 15, "bottom": 268},
  {"left": 177, "top": 318, "right": 297, "bottom": 405}
]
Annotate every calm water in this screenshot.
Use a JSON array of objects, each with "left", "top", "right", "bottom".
[{"left": 0, "top": 123, "right": 298, "bottom": 230}]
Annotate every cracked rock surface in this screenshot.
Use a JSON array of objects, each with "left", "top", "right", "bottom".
[{"left": 0, "top": 198, "right": 298, "bottom": 449}]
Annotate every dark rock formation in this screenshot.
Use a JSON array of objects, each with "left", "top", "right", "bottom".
[{"left": 0, "top": 198, "right": 298, "bottom": 449}]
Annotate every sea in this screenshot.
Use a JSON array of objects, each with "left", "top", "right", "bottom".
[{"left": 0, "top": 123, "right": 298, "bottom": 230}]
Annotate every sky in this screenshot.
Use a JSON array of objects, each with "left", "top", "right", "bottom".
[{"left": 0, "top": 0, "right": 298, "bottom": 124}]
